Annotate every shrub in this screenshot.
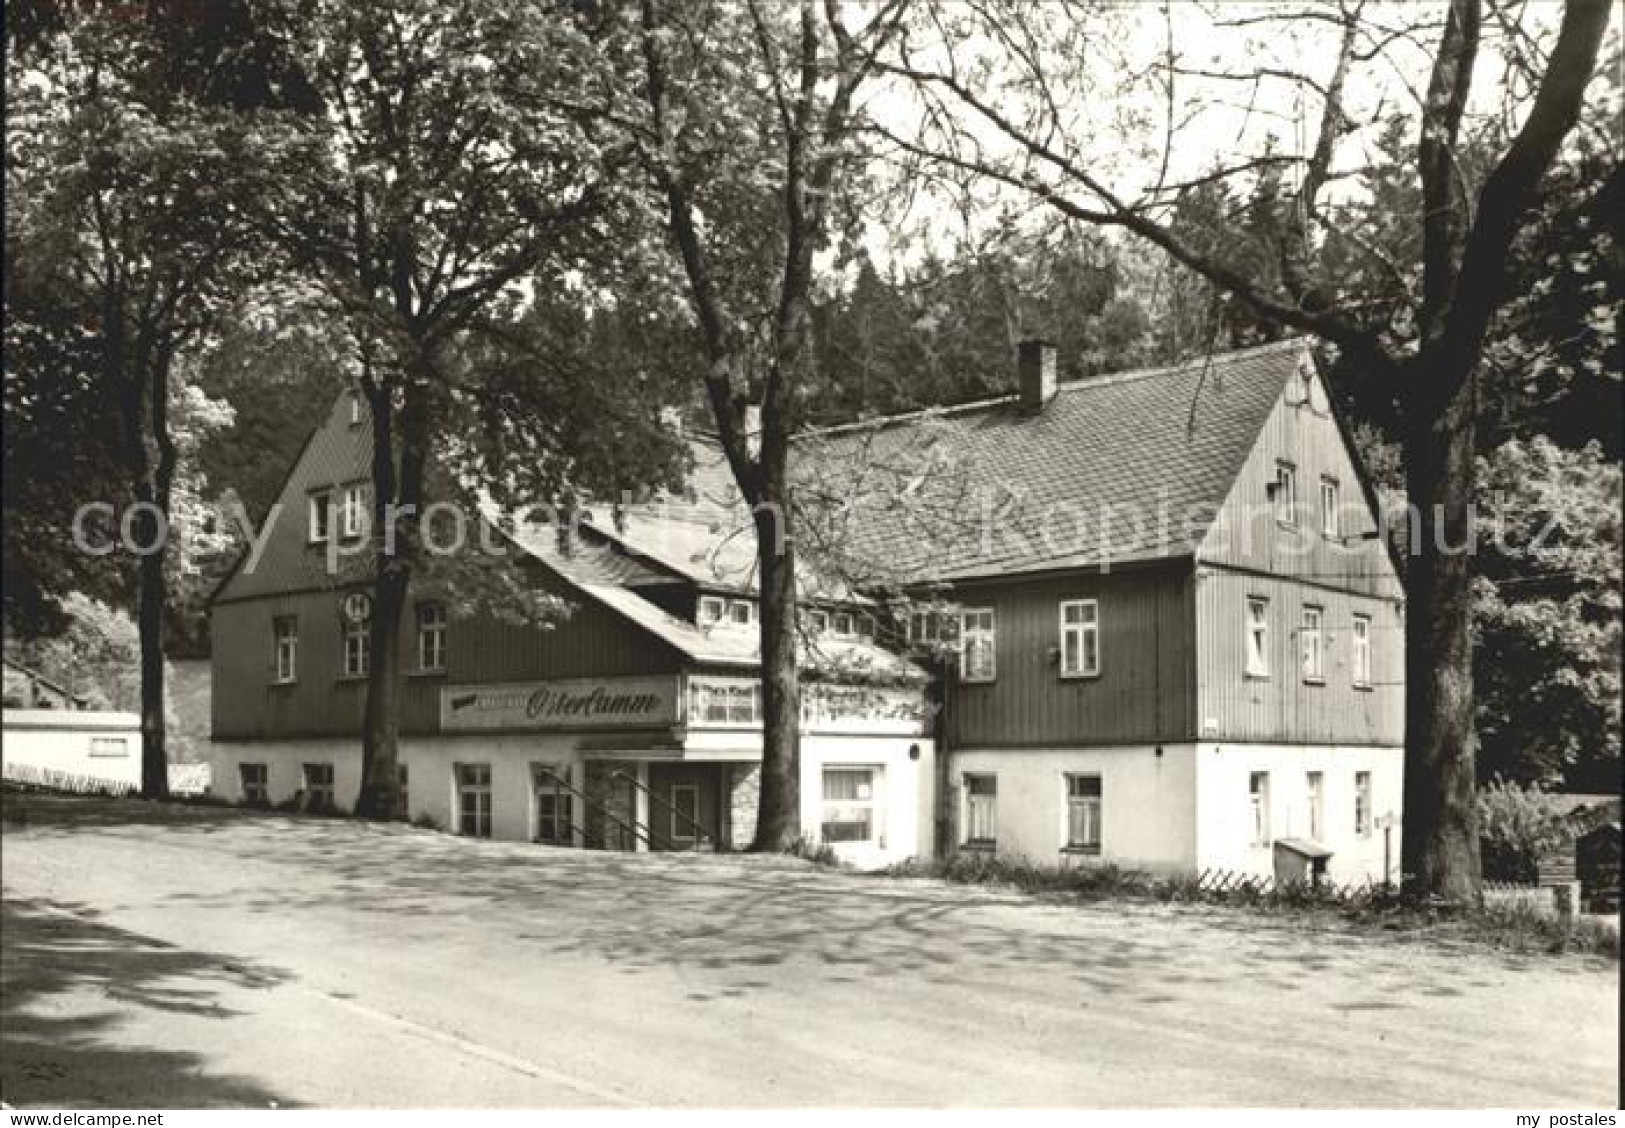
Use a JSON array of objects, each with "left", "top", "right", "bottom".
[
  {"left": 1479, "top": 776, "right": 1571, "bottom": 882},
  {"left": 784, "top": 835, "right": 841, "bottom": 868}
]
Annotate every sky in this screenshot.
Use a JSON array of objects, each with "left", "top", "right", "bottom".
[{"left": 851, "top": 0, "right": 1594, "bottom": 267}]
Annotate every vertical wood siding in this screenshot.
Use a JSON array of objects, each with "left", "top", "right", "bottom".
[
  {"left": 948, "top": 566, "right": 1196, "bottom": 747},
  {"left": 211, "top": 562, "right": 684, "bottom": 741},
  {"left": 1194, "top": 568, "right": 1403, "bottom": 746},
  {"left": 1200, "top": 366, "right": 1403, "bottom": 601}
]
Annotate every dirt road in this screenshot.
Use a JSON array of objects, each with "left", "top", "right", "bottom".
[{"left": 2, "top": 795, "right": 1616, "bottom": 1108}]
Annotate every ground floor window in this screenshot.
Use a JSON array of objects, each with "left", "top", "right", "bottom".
[
  {"left": 457, "top": 763, "right": 492, "bottom": 838},
  {"left": 532, "top": 764, "right": 573, "bottom": 845},
  {"left": 303, "top": 762, "right": 335, "bottom": 811},
  {"left": 1250, "top": 771, "right": 1271, "bottom": 846},
  {"left": 820, "top": 767, "right": 879, "bottom": 844},
  {"left": 1065, "top": 774, "right": 1102, "bottom": 851},
  {"left": 964, "top": 773, "right": 997, "bottom": 846},
  {"left": 240, "top": 762, "right": 269, "bottom": 807},
  {"left": 1355, "top": 770, "right": 1372, "bottom": 838},
  {"left": 398, "top": 763, "right": 409, "bottom": 818}
]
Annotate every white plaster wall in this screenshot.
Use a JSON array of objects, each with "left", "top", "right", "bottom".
[
  {"left": 948, "top": 745, "right": 1199, "bottom": 873},
  {"left": 213, "top": 730, "right": 937, "bottom": 865},
  {"left": 2, "top": 710, "right": 143, "bottom": 791},
  {"left": 802, "top": 734, "right": 935, "bottom": 869},
  {"left": 1194, "top": 742, "right": 1403, "bottom": 884},
  {"left": 209, "top": 734, "right": 583, "bottom": 841}
]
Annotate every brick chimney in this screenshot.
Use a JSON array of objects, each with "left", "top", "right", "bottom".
[{"left": 1018, "top": 338, "right": 1057, "bottom": 412}]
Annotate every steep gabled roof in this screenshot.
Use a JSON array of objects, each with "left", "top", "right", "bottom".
[
  {"left": 581, "top": 338, "right": 1315, "bottom": 590},
  {"left": 214, "top": 339, "right": 1317, "bottom": 610},
  {"left": 809, "top": 338, "right": 1312, "bottom": 584},
  {"left": 501, "top": 517, "right": 925, "bottom": 682},
  {"left": 212, "top": 394, "right": 373, "bottom": 605}
]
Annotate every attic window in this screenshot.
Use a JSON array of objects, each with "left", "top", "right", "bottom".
[
  {"left": 728, "top": 600, "right": 755, "bottom": 626},
  {"left": 308, "top": 491, "right": 331, "bottom": 544},
  {"left": 1319, "top": 477, "right": 1340, "bottom": 538},
  {"left": 699, "top": 596, "right": 724, "bottom": 626},
  {"left": 349, "top": 391, "right": 364, "bottom": 426},
  {"left": 1273, "top": 462, "right": 1298, "bottom": 526}
]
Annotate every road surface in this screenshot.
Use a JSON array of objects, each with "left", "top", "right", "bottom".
[{"left": 2, "top": 794, "right": 1616, "bottom": 1108}]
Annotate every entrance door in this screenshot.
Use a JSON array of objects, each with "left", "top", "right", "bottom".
[{"left": 646, "top": 763, "right": 722, "bottom": 850}]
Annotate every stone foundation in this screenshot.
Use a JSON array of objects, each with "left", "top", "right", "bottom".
[{"left": 728, "top": 763, "right": 761, "bottom": 850}]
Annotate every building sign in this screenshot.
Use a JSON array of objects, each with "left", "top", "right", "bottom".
[
  {"left": 803, "top": 683, "right": 930, "bottom": 735},
  {"left": 440, "top": 677, "right": 678, "bottom": 732},
  {"left": 684, "top": 675, "right": 928, "bottom": 735}
]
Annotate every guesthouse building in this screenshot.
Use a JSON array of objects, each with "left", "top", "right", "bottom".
[{"left": 209, "top": 337, "right": 1404, "bottom": 881}]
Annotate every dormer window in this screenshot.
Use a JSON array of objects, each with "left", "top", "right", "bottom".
[
  {"left": 807, "top": 609, "right": 830, "bottom": 634},
  {"left": 699, "top": 596, "right": 725, "bottom": 626},
  {"left": 728, "top": 600, "right": 754, "bottom": 626},
  {"left": 832, "top": 611, "right": 854, "bottom": 638}
]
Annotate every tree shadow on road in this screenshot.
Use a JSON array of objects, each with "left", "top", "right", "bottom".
[{"left": 1, "top": 897, "right": 295, "bottom": 1108}]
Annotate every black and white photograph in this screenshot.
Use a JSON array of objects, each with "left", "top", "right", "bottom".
[{"left": 1, "top": 0, "right": 1619, "bottom": 1114}]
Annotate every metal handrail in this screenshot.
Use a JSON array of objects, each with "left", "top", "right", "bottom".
[
  {"left": 533, "top": 767, "right": 653, "bottom": 850},
  {"left": 608, "top": 769, "right": 714, "bottom": 849}
]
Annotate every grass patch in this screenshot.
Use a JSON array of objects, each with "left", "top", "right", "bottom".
[{"left": 882, "top": 852, "right": 1619, "bottom": 960}]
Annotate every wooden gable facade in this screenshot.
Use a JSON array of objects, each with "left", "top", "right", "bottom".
[{"left": 931, "top": 346, "right": 1404, "bottom": 751}]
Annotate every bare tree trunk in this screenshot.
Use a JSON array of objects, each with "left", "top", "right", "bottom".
[
  {"left": 358, "top": 549, "right": 409, "bottom": 819},
  {"left": 127, "top": 355, "right": 175, "bottom": 801},
  {"left": 135, "top": 536, "right": 169, "bottom": 798},
  {"left": 1400, "top": 356, "right": 1483, "bottom": 901},
  {"left": 750, "top": 440, "right": 801, "bottom": 850},
  {"left": 355, "top": 373, "right": 432, "bottom": 820}
]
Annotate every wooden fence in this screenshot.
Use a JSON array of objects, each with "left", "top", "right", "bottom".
[
  {"left": 3, "top": 760, "right": 212, "bottom": 798},
  {"left": 1192, "top": 867, "right": 1389, "bottom": 903}
]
